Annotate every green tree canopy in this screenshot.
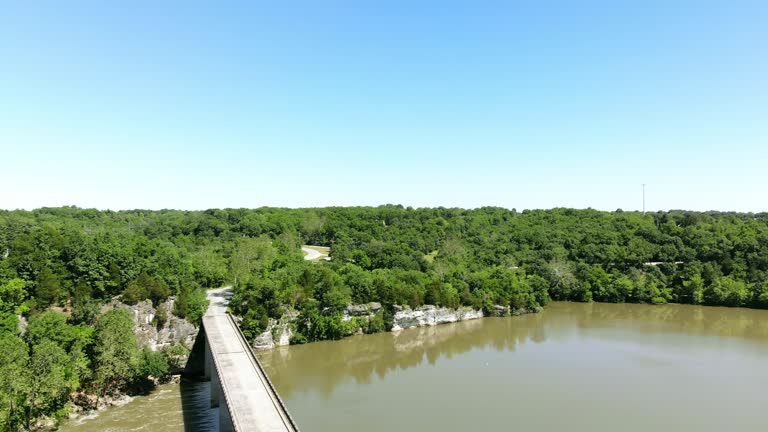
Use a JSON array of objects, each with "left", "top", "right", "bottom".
[
  {"left": 94, "top": 309, "right": 140, "bottom": 396},
  {"left": 0, "top": 334, "right": 30, "bottom": 429},
  {"left": 0, "top": 278, "right": 28, "bottom": 314}
]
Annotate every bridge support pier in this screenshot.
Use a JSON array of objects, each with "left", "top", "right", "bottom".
[
  {"left": 220, "top": 404, "right": 234, "bottom": 432},
  {"left": 204, "top": 337, "right": 213, "bottom": 381},
  {"left": 210, "top": 367, "right": 221, "bottom": 408},
  {"left": 201, "top": 334, "right": 234, "bottom": 431}
]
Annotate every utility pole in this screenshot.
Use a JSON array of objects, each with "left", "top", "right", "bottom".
[{"left": 642, "top": 184, "right": 646, "bottom": 214}]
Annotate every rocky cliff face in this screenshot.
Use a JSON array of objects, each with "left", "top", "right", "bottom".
[
  {"left": 390, "top": 305, "right": 484, "bottom": 331},
  {"left": 252, "top": 310, "right": 298, "bottom": 350},
  {"left": 251, "top": 303, "right": 385, "bottom": 350},
  {"left": 342, "top": 302, "right": 382, "bottom": 321},
  {"left": 110, "top": 298, "right": 198, "bottom": 352}
]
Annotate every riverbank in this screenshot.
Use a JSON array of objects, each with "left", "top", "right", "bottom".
[
  {"left": 59, "top": 381, "right": 192, "bottom": 432},
  {"left": 52, "top": 297, "right": 198, "bottom": 430},
  {"left": 252, "top": 301, "right": 540, "bottom": 350}
]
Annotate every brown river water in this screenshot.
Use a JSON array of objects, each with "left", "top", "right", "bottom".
[{"left": 62, "top": 302, "right": 768, "bottom": 431}]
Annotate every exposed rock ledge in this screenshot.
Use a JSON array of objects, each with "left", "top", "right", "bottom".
[
  {"left": 108, "top": 298, "right": 198, "bottom": 353},
  {"left": 343, "top": 302, "right": 382, "bottom": 321},
  {"left": 252, "top": 310, "right": 298, "bottom": 350},
  {"left": 390, "top": 305, "right": 484, "bottom": 331},
  {"left": 250, "top": 303, "right": 525, "bottom": 349}
]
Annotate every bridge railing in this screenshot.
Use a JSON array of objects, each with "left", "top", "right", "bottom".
[{"left": 225, "top": 313, "right": 301, "bottom": 431}]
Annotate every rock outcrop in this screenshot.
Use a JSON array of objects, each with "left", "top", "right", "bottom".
[
  {"left": 110, "top": 298, "right": 198, "bottom": 352},
  {"left": 342, "top": 302, "right": 382, "bottom": 321},
  {"left": 17, "top": 314, "right": 27, "bottom": 335},
  {"left": 253, "top": 310, "right": 298, "bottom": 350},
  {"left": 390, "top": 305, "right": 484, "bottom": 331}
]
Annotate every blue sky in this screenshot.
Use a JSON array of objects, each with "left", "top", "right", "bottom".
[{"left": 1, "top": 1, "right": 766, "bottom": 211}]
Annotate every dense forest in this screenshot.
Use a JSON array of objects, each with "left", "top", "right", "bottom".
[{"left": 2, "top": 205, "right": 768, "bottom": 429}]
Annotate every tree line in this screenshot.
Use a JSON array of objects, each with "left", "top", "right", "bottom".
[{"left": 2, "top": 205, "right": 768, "bottom": 427}]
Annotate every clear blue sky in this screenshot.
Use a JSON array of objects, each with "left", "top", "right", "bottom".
[{"left": 1, "top": 1, "right": 766, "bottom": 212}]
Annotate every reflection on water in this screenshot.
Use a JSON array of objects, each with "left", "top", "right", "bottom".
[
  {"left": 258, "top": 312, "right": 547, "bottom": 400},
  {"left": 258, "top": 302, "right": 768, "bottom": 400},
  {"left": 259, "top": 302, "right": 768, "bottom": 432}
]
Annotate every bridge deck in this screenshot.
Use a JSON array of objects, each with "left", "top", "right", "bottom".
[{"left": 203, "top": 289, "right": 299, "bottom": 432}]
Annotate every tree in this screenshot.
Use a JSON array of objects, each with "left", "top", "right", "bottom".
[
  {"left": 106, "top": 262, "right": 123, "bottom": 293},
  {"left": 230, "top": 236, "right": 276, "bottom": 287},
  {"left": 0, "top": 312, "right": 19, "bottom": 335},
  {"left": 121, "top": 272, "right": 172, "bottom": 306},
  {"left": 191, "top": 246, "right": 229, "bottom": 288},
  {"left": 26, "top": 341, "right": 74, "bottom": 428},
  {"left": 136, "top": 272, "right": 171, "bottom": 306},
  {"left": 94, "top": 309, "right": 140, "bottom": 397},
  {"left": 707, "top": 276, "right": 749, "bottom": 307},
  {"left": 70, "top": 299, "right": 101, "bottom": 326},
  {"left": 313, "top": 267, "right": 350, "bottom": 311},
  {"left": 0, "top": 334, "right": 29, "bottom": 429},
  {"left": 682, "top": 274, "right": 706, "bottom": 305},
  {"left": 121, "top": 281, "right": 148, "bottom": 304},
  {"left": 300, "top": 211, "right": 325, "bottom": 244},
  {"left": 174, "top": 286, "right": 207, "bottom": 326},
  {"left": 545, "top": 259, "right": 578, "bottom": 300},
  {"left": 24, "top": 311, "right": 74, "bottom": 350},
  {"left": 753, "top": 280, "right": 768, "bottom": 308},
  {"left": 138, "top": 347, "right": 170, "bottom": 380},
  {"left": 0, "top": 278, "right": 28, "bottom": 314},
  {"left": 34, "top": 267, "right": 61, "bottom": 307},
  {"left": 67, "top": 325, "right": 94, "bottom": 389}
]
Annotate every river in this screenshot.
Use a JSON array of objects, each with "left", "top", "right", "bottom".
[{"left": 62, "top": 302, "right": 768, "bottom": 431}]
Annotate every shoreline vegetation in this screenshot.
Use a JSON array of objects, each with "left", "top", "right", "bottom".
[{"left": 3, "top": 205, "right": 768, "bottom": 429}]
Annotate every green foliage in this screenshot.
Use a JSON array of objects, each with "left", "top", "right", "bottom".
[
  {"left": 70, "top": 299, "right": 101, "bottom": 326},
  {"left": 289, "top": 331, "right": 308, "bottom": 345},
  {"left": 707, "top": 276, "right": 749, "bottom": 307},
  {"left": 27, "top": 340, "right": 75, "bottom": 424},
  {"left": 230, "top": 236, "right": 276, "bottom": 287},
  {"left": 35, "top": 267, "right": 61, "bottom": 307},
  {"left": 120, "top": 272, "right": 170, "bottom": 306},
  {"left": 143, "top": 273, "right": 171, "bottom": 305},
  {"left": 240, "top": 308, "right": 270, "bottom": 340},
  {"left": 121, "top": 282, "right": 149, "bottom": 304},
  {"left": 295, "top": 301, "right": 346, "bottom": 342},
  {"left": 0, "top": 278, "right": 28, "bottom": 314},
  {"left": 25, "top": 311, "right": 75, "bottom": 350},
  {"left": 0, "top": 312, "right": 19, "bottom": 335},
  {"left": 154, "top": 304, "right": 169, "bottom": 328},
  {"left": 365, "top": 311, "right": 387, "bottom": 334},
  {"left": 0, "top": 334, "right": 29, "bottom": 429},
  {"left": 138, "top": 347, "right": 170, "bottom": 379},
  {"left": 68, "top": 325, "right": 94, "bottom": 388},
  {"left": 163, "top": 343, "right": 191, "bottom": 370},
  {"left": 343, "top": 317, "right": 366, "bottom": 336},
  {"left": 94, "top": 309, "right": 140, "bottom": 396},
  {"left": 174, "top": 286, "right": 207, "bottom": 326}
]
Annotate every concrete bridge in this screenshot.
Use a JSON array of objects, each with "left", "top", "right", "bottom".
[{"left": 185, "top": 288, "right": 300, "bottom": 432}]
